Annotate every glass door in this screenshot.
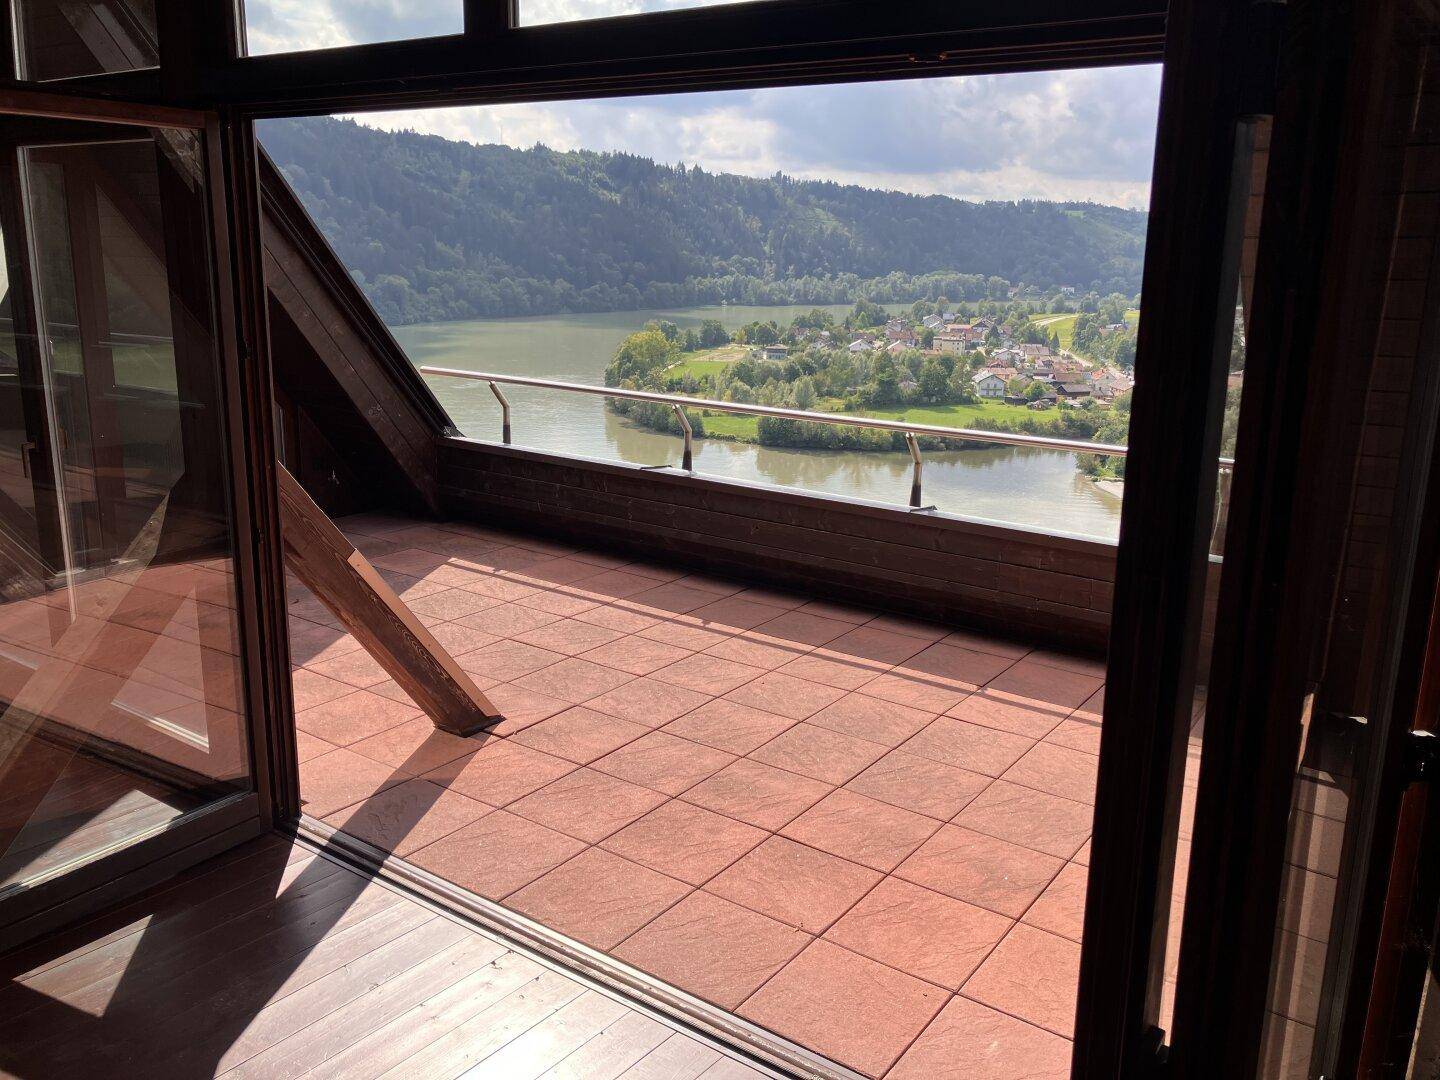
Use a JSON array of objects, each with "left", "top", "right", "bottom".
[{"left": 0, "top": 115, "right": 261, "bottom": 928}]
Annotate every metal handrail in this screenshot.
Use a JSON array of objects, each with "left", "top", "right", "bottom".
[{"left": 421, "top": 365, "right": 1232, "bottom": 510}]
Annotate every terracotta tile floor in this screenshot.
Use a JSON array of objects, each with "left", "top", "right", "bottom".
[{"left": 291, "top": 513, "right": 1105, "bottom": 1080}]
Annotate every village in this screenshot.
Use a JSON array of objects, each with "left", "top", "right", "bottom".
[{"left": 755, "top": 308, "right": 1138, "bottom": 411}]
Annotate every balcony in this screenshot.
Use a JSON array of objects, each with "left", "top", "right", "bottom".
[{"left": 290, "top": 511, "right": 1103, "bottom": 1079}]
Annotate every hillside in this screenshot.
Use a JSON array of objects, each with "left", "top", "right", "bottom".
[{"left": 258, "top": 116, "right": 1148, "bottom": 325}]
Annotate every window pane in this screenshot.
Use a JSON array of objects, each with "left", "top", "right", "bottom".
[
  {"left": 0, "top": 128, "right": 250, "bottom": 895},
  {"left": 518, "top": 0, "right": 768, "bottom": 27},
  {"left": 13, "top": 0, "right": 158, "bottom": 81},
  {"left": 242, "top": 0, "right": 462, "bottom": 56}
]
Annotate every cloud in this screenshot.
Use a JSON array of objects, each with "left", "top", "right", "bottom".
[{"left": 244, "top": 1, "right": 1160, "bottom": 206}]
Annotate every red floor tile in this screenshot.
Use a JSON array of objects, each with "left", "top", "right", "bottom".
[
  {"left": 456, "top": 639, "right": 565, "bottom": 682},
  {"left": 297, "top": 747, "right": 406, "bottom": 817},
  {"left": 427, "top": 622, "right": 501, "bottom": 656},
  {"left": 601, "top": 800, "right": 765, "bottom": 885},
  {"left": 750, "top": 723, "right": 888, "bottom": 785},
  {"left": 857, "top": 671, "right": 969, "bottom": 714},
  {"left": 513, "top": 656, "right": 636, "bottom": 704},
  {"left": 635, "top": 617, "right": 734, "bottom": 652},
  {"left": 703, "top": 633, "right": 807, "bottom": 671},
  {"left": 290, "top": 668, "right": 357, "bottom": 712},
  {"left": 681, "top": 758, "right": 833, "bottom": 830},
  {"left": 782, "top": 789, "right": 942, "bottom": 872},
  {"left": 900, "top": 716, "right": 1035, "bottom": 778},
  {"left": 324, "top": 777, "right": 490, "bottom": 856},
  {"left": 507, "top": 767, "right": 668, "bottom": 844},
  {"left": 571, "top": 602, "right": 663, "bottom": 634},
  {"left": 305, "top": 649, "right": 392, "bottom": 690},
  {"left": 897, "top": 825, "right": 1064, "bottom": 918},
  {"left": 423, "top": 739, "right": 576, "bottom": 806},
  {"left": 1044, "top": 716, "right": 1103, "bottom": 756},
  {"left": 688, "top": 596, "right": 792, "bottom": 632},
  {"left": 294, "top": 730, "right": 335, "bottom": 764},
  {"left": 947, "top": 690, "right": 1071, "bottom": 740},
  {"left": 705, "top": 836, "right": 880, "bottom": 934},
  {"left": 985, "top": 659, "right": 1104, "bottom": 711},
  {"left": 406, "top": 588, "right": 503, "bottom": 621},
  {"left": 294, "top": 690, "right": 420, "bottom": 747},
  {"left": 662, "top": 699, "right": 797, "bottom": 756},
  {"left": 887, "top": 995, "right": 1071, "bottom": 1080},
  {"left": 824, "top": 877, "right": 1011, "bottom": 990},
  {"left": 627, "top": 582, "right": 723, "bottom": 614},
  {"left": 752, "top": 609, "right": 854, "bottom": 647},
  {"left": 591, "top": 731, "right": 736, "bottom": 795},
  {"left": 509, "top": 706, "right": 650, "bottom": 764},
  {"left": 954, "top": 780, "right": 1094, "bottom": 859},
  {"left": 1003, "top": 742, "right": 1100, "bottom": 804},
  {"left": 584, "top": 677, "right": 711, "bottom": 728},
  {"left": 456, "top": 576, "right": 545, "bottom": 604},
  {"left": 652, "top": 654, "right": 766, "bottom": 696},
  {"left": 940, "top": 629, "right": 1032, "bottom": 659},
  {"left": 777, "top": 651, "right": 886, "bottom": 690},
  {"left": 577, "top": 635, "right": 692, "bottom": 676},
  {"left": 477, "top": 683, "right": 569, "bottom": 733},
  {"left": 614, "top": 891, "right": 810, "bottom": 1010},
  {"left": 456, "top": 602, "right": 561, "bottom": 638},
  {"left": 738, "top": 940, "right": 947, "bottom": 1079},
  {"left": 567, "top": 569, "right": 662, "bottom": 602},
  {"left": 806, "top": 693, "right": 936, "bottom": 748},
  {"left": 867, "top": 615, "right": 949, "bottom": 642},
  {"left": 1023, "top": 860, "right": 1089, "bottom": 942},
  {"left": 512, "top": 619, "right": 625, "bottom": 657},
  {"left": 724, "top": 671, "right": 846, "bottom": 721},
  {"left": 406, "top": 809, "right": 586, "bottom": 900},
  {"left": 507, "top": 848, "right": 691, "bottom": 950},
  {"left": 823, "top": 625, "right": 930, "bottom": 666},
  {"left": 962, "top": 923, "right": 1082, "bottom": 1037},
  {"left": 845, "top": 750, "right": 990, "bottom": 821},
  {"left": 347, "top": 717, "right": 490, "bottom": 775}
]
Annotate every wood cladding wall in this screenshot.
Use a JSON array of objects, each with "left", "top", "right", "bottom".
[{"left": 438, "top": 438, "right": 1116, "bottom": 655}]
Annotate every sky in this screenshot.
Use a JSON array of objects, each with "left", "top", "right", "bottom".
[{"left": 244, "top": 1, "right": 1162, "bottom": 208}]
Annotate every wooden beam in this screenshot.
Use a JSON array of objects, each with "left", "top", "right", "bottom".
[{"left": 275, "top": 463, "right": 500, "bottom": 736}]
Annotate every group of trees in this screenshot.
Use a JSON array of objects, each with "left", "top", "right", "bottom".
[{"left": 260, "top": 116, "right": 1149, "bottom": 325}]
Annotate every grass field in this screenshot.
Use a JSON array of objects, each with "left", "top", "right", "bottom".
[
  {"left": 665, "top": 343, "right": 749, "bottom": 380},
  {"left": 1032, "top": 308, "right": 1139, "bottom": 351}
]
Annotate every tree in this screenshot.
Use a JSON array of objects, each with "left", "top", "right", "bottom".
[
  {"left": 606, "top": 329, "right": 675, "bottom": 386},
  {"left": 918, "top": 359, "right": 949, "bottom": 403},
  {"left": 1025, "top": 381, "right": 1050, "bottom": 401},
  {"left": 791, "top": 376, "right": 817, "bottom": 410},
  {"left": 698, "top": 318, "right": 730, "bottom": 348},
  {"left": 946, "top": 366, "right": 976, "bottom": 403}
]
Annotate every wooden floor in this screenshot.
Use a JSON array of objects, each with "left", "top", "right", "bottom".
[{"left": 0, "top": 834, "right": 769, "bottom": 1080}]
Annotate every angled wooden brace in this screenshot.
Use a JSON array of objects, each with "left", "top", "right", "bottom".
[{"left": 276, "top": 464, "right": 500, "bottom": 737}]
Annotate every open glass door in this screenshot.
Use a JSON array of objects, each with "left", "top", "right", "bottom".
[{"left": 0, "top": 112, "right": 267, "bottom": 939}]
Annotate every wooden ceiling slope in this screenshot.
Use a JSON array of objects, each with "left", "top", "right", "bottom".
[{"left": 259, "top": 151, "right": 454, "bottom": 515}]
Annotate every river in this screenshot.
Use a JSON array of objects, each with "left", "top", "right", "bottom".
[{"left": 396, "top": 303, "right": 1123, "bottom": 541}]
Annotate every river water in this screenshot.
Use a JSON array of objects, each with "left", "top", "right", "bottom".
[{"left": 395, "top": 303, "right": 1123, "bottom": 541}]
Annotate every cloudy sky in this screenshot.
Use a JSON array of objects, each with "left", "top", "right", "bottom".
[{"left": 245, "top": 1, "right": 1162, "bottom": 208}]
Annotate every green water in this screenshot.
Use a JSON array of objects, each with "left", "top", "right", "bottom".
[{"left": 396, "top": 303, "right": 1123, "bottom": 540}]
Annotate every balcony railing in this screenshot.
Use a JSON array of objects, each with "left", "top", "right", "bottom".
[{"left": 421, "top": 367, "right": 1232, "bottom": 540}]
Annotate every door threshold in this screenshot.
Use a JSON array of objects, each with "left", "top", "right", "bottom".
[{"left": 289, "top": 814, "right": 865, "bottom": 1080}]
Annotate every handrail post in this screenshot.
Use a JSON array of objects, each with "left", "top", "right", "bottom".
[
  {"left": 672, "top": 404, "right": 693, "bottom": 471},
  {"left": 905, "top": 432, "right": 922, "bottom": 508},
  {"left": 488, "top": 381, "right": 511, "bottom": 444}
]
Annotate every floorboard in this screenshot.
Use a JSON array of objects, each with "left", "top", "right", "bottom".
[{"left": 0, "top": 835, "right": 762, "bottom": 1079}]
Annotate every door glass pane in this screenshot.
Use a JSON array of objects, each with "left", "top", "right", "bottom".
[
  {"left": 13, "top": 0, "right": 159, "bottom": 82},
  {"left": 0, "top": 127, "right": 250, "bottom": 896}
]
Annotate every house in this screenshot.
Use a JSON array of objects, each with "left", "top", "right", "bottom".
[
  {"left": 992, "top": 346, "right": 1025, "bottom": 366},
  {"left": 1018, "top": 343, "right": 1053, "bottom": 360},
  {"left": 1061, "top": 285, "right": 1077, "bottom": 296},
  {"left": 1056, "top": 380, "right": 1093, "bottom": 399},
  {"left": 760, "top": 343, "right": 789, "bottom": 361},
  {"left": 847, "top": 338, "right": 873, "bottom": 354},
  {"left": 935, "top": 330, "right": 968, "bottom": 354},
  {"left": 885, "top": 338, "right": 914, "bottom": 354},
  {"left": 972, "top": 370, "right": 1008, "bottom": 398},
  {"left": 922, "top": 314, "right": 944, "bottom": 329}
]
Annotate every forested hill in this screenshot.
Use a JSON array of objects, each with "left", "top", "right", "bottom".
[{"left": 259, "top": 116, "right": 1148, "bottom": 326}]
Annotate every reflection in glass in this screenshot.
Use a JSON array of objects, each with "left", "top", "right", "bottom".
[
  {"left": 242, "top": 1, "right": 462, "bottom": 56},
  {"left": 0, "top": 129, "right": 249, "bottom": 895},
  {"left": 13, "top": 0, "right": 159, "bottom": 81}
]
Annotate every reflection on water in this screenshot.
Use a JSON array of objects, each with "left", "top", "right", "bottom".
[{"left": 397, "top": 304, "right": 1123, "bottom": 542}]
